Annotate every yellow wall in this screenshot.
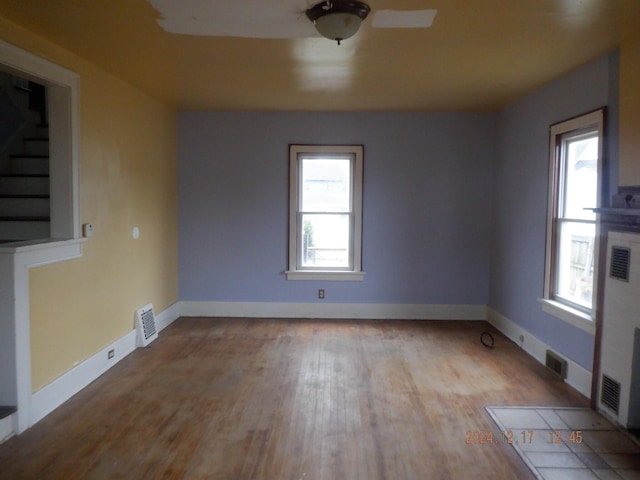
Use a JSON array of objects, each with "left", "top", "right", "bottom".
[
  {"left": 0, "top": 17, "right": 178, "bottom": 391},
  {"left": 0, "top": 4, "right": 637, "bottom": 392},
  {"left": 618, "top": 4, "right": 640, "bottom": 185}
]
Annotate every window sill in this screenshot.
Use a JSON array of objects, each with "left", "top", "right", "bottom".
[
  {"left": 285, "top": 270, "right": 365, "bottom": 281},
  {"left": 0, "top": 238, "right": 86, "bottom": 270},
  {"left": 0, "top": 237, "right": 86, "bottom": 254},
  {"left": 538, "top": 298, "right": 595, "bottom": 335}
]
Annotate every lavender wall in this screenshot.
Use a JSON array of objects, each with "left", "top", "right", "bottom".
[
  {"left": 178, "top": 112, "right": 495, "bottom": 305},
  {"left": 489, "top": 52, "right": 619, "bottom": 370}
]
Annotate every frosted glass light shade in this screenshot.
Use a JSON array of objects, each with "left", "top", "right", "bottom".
[
  {"left": 306, "top": 1, "right": 370, "bottom": 44},
  {"left": 314, "top": 13, "right": 363, "bottom": 42}
]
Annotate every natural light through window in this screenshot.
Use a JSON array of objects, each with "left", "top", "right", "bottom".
[
  {"left": 555, "top": 133, "right": 598, "bottom": 309},
  {"left": 287, "top": 145, "right": 364, "bottom": 281},
  {"left": 542, "top": 109, "right": 604, "bottom": 332}
]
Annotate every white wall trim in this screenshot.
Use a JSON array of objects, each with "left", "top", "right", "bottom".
[
  {"left": 539, "top": 298, "right": 595, "bottom": 335},
  {"left": 29, "top": 302, "right": 180, "bottom": 428},
  {"left": 155, "top": 302, "right": 182, "bottom": 331},
  {"left": 0, "top": 412, "right": 16, "bottom": 444},
  {"left": 0, "top": 39, "right": 82, "bottom": 436},
  {"left": 179, "top": 301, "right": 487, "bottom": 320},
  {"left": 487, "top": 307, "right": 592, "bottom": 398},
  {"left": 30, "top": 330, "right": 137, "bottom": 426},
  {"left": 0, "top": 240, "right": 85, "bottom": 435},
  {"left": 20, "top": 304, "right": 593, "bottom": 430}
]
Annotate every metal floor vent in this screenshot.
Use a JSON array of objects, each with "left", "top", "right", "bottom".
[
  {"left": 135, "top": 304, "right": 158, "bottom": 347},
  {"left": 610, "top": 246, "right": 631, "bottom": 281},
  {"left": 545, "top": 350, "right": 568, "bottom": 379},
  {"left": 601, "top": 374, "right": 621, "bottom": 415}
]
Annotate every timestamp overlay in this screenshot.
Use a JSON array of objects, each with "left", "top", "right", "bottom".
[{"left": 464, "top": 429, "right": 582, "bottom": 446}]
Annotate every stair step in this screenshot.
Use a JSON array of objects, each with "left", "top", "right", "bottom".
[
  {"left": 0, "top": 178, "right": 50, "bottom": 196},
  {"left": 0, "top": 219, "right": 50, "bottom": 240},
  {"left": 0, "top": 173, "right": 49, "bottom": 176},
  {"left": 0, "top": 176, "right": 50, "bottom": 196},
  {"left": 0, "top": 194, "right": 49, "bottom": 198},
  {"left": 0, "top": 197, "right": 50, "bottom": 217},
  {"left": 23, "top": 137, "right": 49, "bottom": 156},
  {"left": 0, "top": 406, "right": 15, "bottom": 444},
  {"left": 0, "top": 216, "right": 50, "bottom": 221},
  {"left": 0, "top": 406, "right": 16, "bottom": 420},
  {"left": 0, "top": 175, "right": 49, "bottom": 195},
  {"left": 9, "top": 155, "right": 49, "bottom": 175},
  {"left": 36, "top": 124, "right": 49, "bottom": 138}
]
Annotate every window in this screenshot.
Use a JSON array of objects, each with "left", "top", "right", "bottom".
[
  {"left": 286, "top": 145, "right": 364, "bottom": 281},
  {"left": 543, "top": 109, "right": 604, "bottom": 330}
]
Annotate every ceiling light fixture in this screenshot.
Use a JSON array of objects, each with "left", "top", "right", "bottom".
[{"left": 306, "top": 1, "right": 371, "bottom": 45}]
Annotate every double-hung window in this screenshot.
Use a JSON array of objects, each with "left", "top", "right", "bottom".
[
  {"left": 286, "top": 145, "right": 364, "bottom": 281},
  {"left": 542, "top": 109, "right": 604, "bottom": 332}
]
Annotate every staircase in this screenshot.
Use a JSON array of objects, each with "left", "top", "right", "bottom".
[
  {"left": 0, "top": 79, "right": 50, "bottom": 244},
  {"left": 0, "top": 406, "right": 16, "bottom": 444}
]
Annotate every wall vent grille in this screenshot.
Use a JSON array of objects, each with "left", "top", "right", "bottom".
[
  {"left": 135, "top": 304, "right": 158, "bottom": 348},
  {"left": 610, "top": 246, "right": 631, "bottom": 282},
  {"left": 545, "top": 350, "right": 568, "bottom": 379},
  {"left": 601, "top": 374, "right": 621, "bottom": 415}
]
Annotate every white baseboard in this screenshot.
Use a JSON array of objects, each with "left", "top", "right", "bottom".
[
  {"left": 155, "top": 302, "right": 181, "bottom": 331},
  {"left": 179, "top": 301, "right": 487, "bottom": 320},
  {"left": 30, "top": 330, "right": 137, "bottom": 426},
  {"left": 28, "top": 303, "right": 590, "bottom": 431},
  {"left": 487, "top": 307, "right": 592, "bottom": 398},
  {"left": 29, "top": 302, "right": 180, "bottom": 427}
]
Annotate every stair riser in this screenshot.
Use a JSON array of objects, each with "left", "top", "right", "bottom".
[
  {"left": 0, "top": 198, "right": 49, "bottom": 217},
  {"left": 10, "top": 157, "right": 49, "bottom": 175},
  {"left": 23, "top": 139, "right": 49, "bottom": 156},
  {"left": 0, "top": 220, "right": 49, "bottom": 240},
  {"left": 36, "top": 125, "right": 49, "bottom": 138},
  {"left": 0, "top": 177, "right": 49, "bottom": 196},
  {"left": 0, "top": 413, "right": 15, "bottom": 445}
]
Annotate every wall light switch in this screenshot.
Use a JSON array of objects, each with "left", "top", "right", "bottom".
[{"left": 82, "top": 223, "right": 94, "bottom": 237}]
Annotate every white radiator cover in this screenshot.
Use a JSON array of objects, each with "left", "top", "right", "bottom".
[
  {"left": 598, "top": 231, "right": 640, "bottom": 427},
  {"left": 135, "top": 304, "right": 158, "bottom": 348}
]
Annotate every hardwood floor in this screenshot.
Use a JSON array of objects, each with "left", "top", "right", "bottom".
[{"left": 0, "top": 318, "right": 588, "bottom": 479}]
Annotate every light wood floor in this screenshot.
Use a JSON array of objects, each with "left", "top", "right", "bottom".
[{"left": 0, "top": 318, "right": 588, "bottom": 479}]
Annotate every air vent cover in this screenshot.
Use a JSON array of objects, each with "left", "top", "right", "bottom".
[
  {"left": 610, "top": 246, "right": 631, "bottom": 281},
  {"left": 135, "top": 304, "right": 158, "bottom": 347},
  {"left": 545, "top": 350, "right": 568, "bottom": 379},
  {"left": 601, "top": 374, "right": 621, "bottom": 415}
]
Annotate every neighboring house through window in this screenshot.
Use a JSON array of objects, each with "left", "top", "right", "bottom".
[
  {"left": 286, "top": 144, "right": 364, "bottom": 281},
  {"left": 542, "top": 109, "right": 605, "bottom": 333}
]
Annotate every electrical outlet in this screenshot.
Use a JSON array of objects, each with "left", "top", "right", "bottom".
[
  {"left": 318, "top": 289, "right": 325, "bottom": 299},
  {"left": 108, "top": 349, "right": 115, "bottom": 359}
]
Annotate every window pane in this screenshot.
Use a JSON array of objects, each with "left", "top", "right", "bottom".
[
  {"left": 301, "top": 158, "right": 351, "bottom": 213},
  {"left": 555, "top": 221, "right": 595, "bottom": 309},
  {"left": 301, "top": 214, "right": 350, "bottom": 268},
  {"left": 562, "top": 135, "right": 598, "bottom": 220}
]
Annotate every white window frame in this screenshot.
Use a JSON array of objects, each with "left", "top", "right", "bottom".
[
  {"left": 286, "top": 145, "right": 364, "bottom": 281},
  {"left": 541, "top": 109, "right": 604, "bottom": 334}
]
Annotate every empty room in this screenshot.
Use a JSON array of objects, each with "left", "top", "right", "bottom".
[{"left": 0, "top": 1, "right": 639, "bottom": 478}]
